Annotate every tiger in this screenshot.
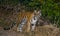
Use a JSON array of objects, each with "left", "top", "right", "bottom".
[{"left": 17, "top": 10, "right": 41, "bottom": 32}]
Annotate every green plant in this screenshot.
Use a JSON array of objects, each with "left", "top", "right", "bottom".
[
  {"left": 41, "top": 0, "right": 60, "bottom": 27},
  {"left": 0, "top": 0, "right": 19, "bottom": 6},
  {"left": 19, "top": 0, "right": 41, "bottom": 11}
]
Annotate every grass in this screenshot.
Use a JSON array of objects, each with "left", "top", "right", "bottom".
[{"left": 24, "top": 25, "right": 60, "bottom": 36}]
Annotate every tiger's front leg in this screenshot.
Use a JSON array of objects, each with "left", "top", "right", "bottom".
[
  {"left": 31, "top": 24, "right": 36, "bottom": 31},
  {"left": 30, "top": 17, "right": 37, "bottom": 31}
]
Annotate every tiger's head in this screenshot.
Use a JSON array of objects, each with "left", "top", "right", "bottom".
[{"left": 34, "top": 10, "right": 41, "bottom": 17}]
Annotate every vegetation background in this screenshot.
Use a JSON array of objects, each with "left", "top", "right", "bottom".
[{"left": 0, "top": 0, "right": 60, "bottom": 27}]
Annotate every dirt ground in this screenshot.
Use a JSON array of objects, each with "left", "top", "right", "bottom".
[{"left": 0, "top": 25, "right": 60, "bottom": 36}]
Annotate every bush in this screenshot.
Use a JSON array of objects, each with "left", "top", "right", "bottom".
[
  {"left": 41, "top": 0, "right": 60, "bottom": 27},
  {"left": 19, "top": 0, "right": 41, "bottom": 11},
  {"left": 0, "top": 0, "right": 19, "bottom": 6}
]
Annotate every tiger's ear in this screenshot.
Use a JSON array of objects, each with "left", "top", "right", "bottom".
[
  {"left": 37, "top": 11, "right": 40, "bottom": 14},
  {"left": 34, "top": 10, "right": 41, "bottom": 15},
  {"left": 34, "top": 10, "right": 37, "bottom": 13},
  {"left": 37, "top": 10, "right": 41, "bottom": 14}
]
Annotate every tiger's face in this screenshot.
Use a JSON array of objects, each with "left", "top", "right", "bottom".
[{"left": 34, "top": 10, "right": 41, "bottom": 16}]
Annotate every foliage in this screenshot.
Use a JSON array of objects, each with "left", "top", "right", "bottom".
[
  {"left": 41, "top": 0, "right": 60, "bottom": 27},
  {"left": 19, "top": 0, "right": 41, "bottom": 10},
  {"left": 0, "top": 0, "right": 19, "bottom": 6}
]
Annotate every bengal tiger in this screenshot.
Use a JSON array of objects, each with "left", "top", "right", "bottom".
[{"left": 17, "top": 10, "right": 41, "bottom": 32}]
